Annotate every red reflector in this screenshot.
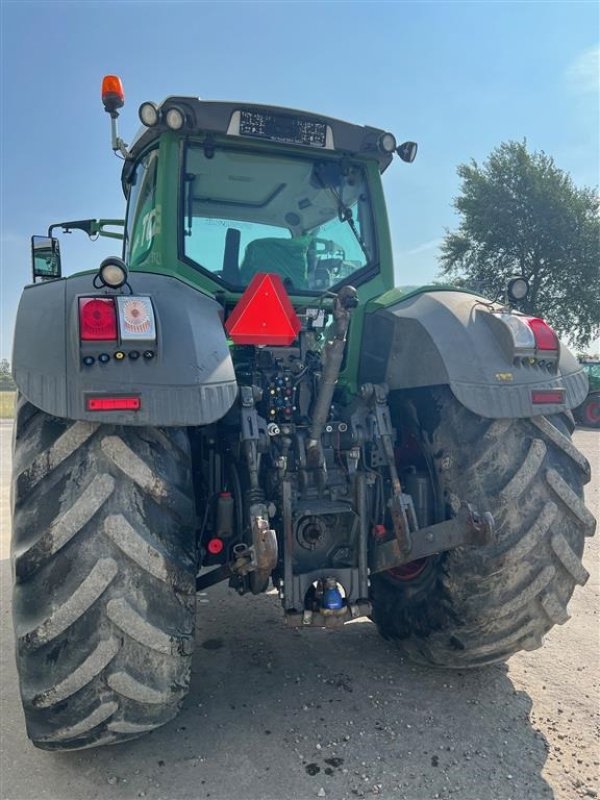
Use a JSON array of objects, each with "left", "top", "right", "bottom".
[
  {"left": 371, "top": 524, "right": 387, "bottom": 540},
  {"left": 531, "top": 390, "right": 565, "bottom": 405},
  {"left": 87, "top": 396, "right": 141, "bottom": 411},
  {"left": 79, "top": 298, "right": 118, "bottom": 341},
  {"left": 525, "top": 317, "right": 559, "bottom": 351},
  {"left": 207, "top": 538, "right": 224, "bottom": 555},
  {"left": 224, "top": 273, "right": 301, "bottom": 346}
]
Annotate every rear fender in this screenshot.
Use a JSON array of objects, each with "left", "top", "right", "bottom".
[
  {"left": 359, "top": 290, "right": 588, "bottom": 418},
  {"left": 12, "top": 273, "right": 237, "bottom": 425}
]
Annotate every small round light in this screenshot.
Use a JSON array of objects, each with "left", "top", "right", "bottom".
[
  {"left": 128, "top": 350, "right": 140, "bottom": 360},
  {"left": 507, "top": 276, "right": 529, "bottom": 303},
  {"left": 114, "top": 351, "right": 125, "bottom": 361},
  {"left": 378, "top": 132, "right": 397, "bottom": 154},
  {"left": 82, "top": 356, "right": 95, "bottom": 366},
  {"left": 98, "top": 257, "right": 128, "bottom": 288},
  {"left": 165, "top": 107, "right": 185, "bottom": 130},
  {"left": 138, "top": 101, "right": 159, "bottom": 127},
  {"left": 98, "top": 353, "right": 110, "bottom": 364},
  {"left": 207, "top": 538, "right": 224, "bottom": 555}
]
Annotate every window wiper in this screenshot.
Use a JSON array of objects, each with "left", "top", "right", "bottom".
[
  {"left": 184, "top": 173, "right": 195, "bottom": 236},
  {"left": 315, "top": 169, "right": 371, "bottom": 263},
  {"left": 336, "top": 201, "right": 370, "bottom": 263}
]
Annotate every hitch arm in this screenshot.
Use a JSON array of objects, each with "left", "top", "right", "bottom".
[
  {"left": 362, "top": 382, "right": 415, "bottom": 553},
  {"left": 369, "top": 503, "right": 495, "bottom": 575}
]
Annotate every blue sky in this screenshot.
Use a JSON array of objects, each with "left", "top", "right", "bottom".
[{"left": 1, "top": 0, "right": 598, "bottom": 359}]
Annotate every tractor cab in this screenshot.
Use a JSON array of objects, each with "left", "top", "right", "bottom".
[{"left": 122, "top": 92, "right": 416, "bottom": 301}]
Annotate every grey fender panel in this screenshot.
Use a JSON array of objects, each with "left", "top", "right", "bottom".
[
  {"left": 12, "top": 273, "right": 237, "bottom": 425},
  {"left": 359, "top": 291, "right": 588, "bottom": 419}
]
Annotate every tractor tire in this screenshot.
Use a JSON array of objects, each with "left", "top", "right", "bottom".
[
  {"left": 577, "top": 394, "right": 600, "bottom": 429},
  {"left": 11, "top": 395, "right": 198, "bottom": 750},
  {"left": 371, "top": 387, "right": 596, "bottom": 668}
]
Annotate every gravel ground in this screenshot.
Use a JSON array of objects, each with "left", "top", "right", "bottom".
[{"left": 0, "top": 422, "right": 598, "bottom": 800}]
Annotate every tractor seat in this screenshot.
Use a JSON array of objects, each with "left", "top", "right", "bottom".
[{"left": 240, "top": 237, "right": 310, "bottom": 289}]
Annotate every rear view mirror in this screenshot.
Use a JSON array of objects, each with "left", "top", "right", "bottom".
[{"left": 31, "top": 236, "right": 61, "bottom": 282}]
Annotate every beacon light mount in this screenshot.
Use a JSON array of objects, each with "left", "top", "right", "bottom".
[{"left": 101, "top": 74, "right": 129, "bottom": 158}]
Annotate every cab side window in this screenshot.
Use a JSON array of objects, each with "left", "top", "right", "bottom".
[{"left": 125, "top": 150, "right": 159, "bottom": 265}]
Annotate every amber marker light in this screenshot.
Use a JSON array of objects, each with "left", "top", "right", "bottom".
[{"left": 101, "top": 75, "right": 125, "bottom": 114}]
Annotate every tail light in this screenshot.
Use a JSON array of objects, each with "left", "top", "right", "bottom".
[
  {"left": 492, "top": 312, "right": 559, "bottom": 356},
  {"left": 525, "top": 317, "right": 559, "bottom": 351},
  {"left": 79, "top": 298, "right": 118, "bottom": 341},
  {"left": 116, "top": 296, "right": 156, "bottom": 341}
]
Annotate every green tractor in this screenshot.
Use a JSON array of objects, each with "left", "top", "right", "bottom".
[
  {"left": 574, "top": 361, "right": 600, "bottom": 428},
  {"left": 11, "top": 76, "right": 595, "bottom": 750}
]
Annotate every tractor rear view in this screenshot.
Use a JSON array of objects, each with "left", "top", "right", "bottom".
[{"left": 11, "top": 76, "right": 595, "bottom": 750}]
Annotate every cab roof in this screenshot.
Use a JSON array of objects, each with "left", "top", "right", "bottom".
[{"left": 126, "top": 96, "right": 395, "bottom": 172}]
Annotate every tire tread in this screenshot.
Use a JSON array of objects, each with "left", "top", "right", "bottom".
[
  {"left": 12, "top": 397, "right": 197, "bottom": 750},
  {"left": 371, "top": 388, "right": 595, "bottom": 667}
]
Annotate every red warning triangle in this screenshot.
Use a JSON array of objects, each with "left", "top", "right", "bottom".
[{"left": 225, "top": 273, "right": 301, "bottom": 346}]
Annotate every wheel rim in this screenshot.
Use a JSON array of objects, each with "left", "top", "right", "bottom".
[{"left": 387, "top": 557, "right": 429, "bottom": 581}]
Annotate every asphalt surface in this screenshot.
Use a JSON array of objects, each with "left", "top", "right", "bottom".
[{"left": 0, "top": 420, "right": 598, "bottom": 800}]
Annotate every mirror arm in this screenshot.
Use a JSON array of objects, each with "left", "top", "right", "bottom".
[
  {"left": 97, "top": 219, "right": 125, "bottom": 241},
  {"left": 47, "top": 218, "right": 124, "bottom": 240},
  {"left": 48, "top": 219, "right": 96, "bottom": 238},
  {"left": 98, "top": 229, "right": 125, "bottom": 241}
]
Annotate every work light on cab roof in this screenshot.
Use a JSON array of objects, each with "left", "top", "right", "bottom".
[
  {"left": 138, "top": 101, "right": 159, "bottom": 127},
  {"left": 165, "top": 107, "right": 186, "bottom": 130},
  {"left": 506, "top": 275, "right": 529, "bottom": 304}
]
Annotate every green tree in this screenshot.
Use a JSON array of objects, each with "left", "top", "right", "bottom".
[
  {"left": 0, "top": 358, "right": 16, "bottom": 391},
  {"left": 440, "top": 140, "right": 600, "bottom": 348}
]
